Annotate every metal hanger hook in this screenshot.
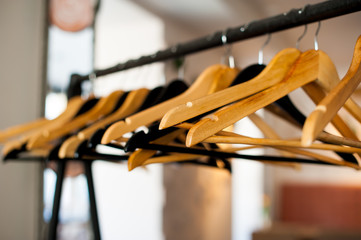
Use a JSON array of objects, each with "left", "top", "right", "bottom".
[
  {"left": 258, "top": 33, "right": 271, "bottom": 65},
  {"left": 314, "top": 21, "right": 321, "bottom": 50},
  {"left": 296, "top": 25, "right": 308, "bottom": 49},
  {"left": 89, "top": 72, "right": 97, "bottom": 94},
  {"left": 221, "top": 29, "right": 235, "bottom": 68}
]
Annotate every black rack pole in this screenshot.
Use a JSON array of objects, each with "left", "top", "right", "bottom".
[{"left": 73, "top": 0, "right": 361, "bottom": 82}]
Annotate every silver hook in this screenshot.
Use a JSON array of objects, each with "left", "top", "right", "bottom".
[
  {"left": 314, "top": 21, "right": 321, "bottom": 50},
  {"left": 296, "top": 25, "right": 308, "bottom": 49},
  {"left": 221, "top": 29, "right": 235, "bottom": 68},
  {"left": 89, "top": 72, "right": 96, "bottom": 94},
  {"left": 258, "top": 33, "right": 271, "bottom": 65}
]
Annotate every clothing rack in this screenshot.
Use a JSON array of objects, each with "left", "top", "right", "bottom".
[
  {"left": 70, "top": 0, "right": 361, "bottom": 86},
  {"left": 51, "top": 1, "right": 361, "bottom": 240}
]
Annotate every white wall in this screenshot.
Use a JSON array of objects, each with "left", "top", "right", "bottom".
[{"left": 0, "top": 0, "right": 45, "bottom": 239}]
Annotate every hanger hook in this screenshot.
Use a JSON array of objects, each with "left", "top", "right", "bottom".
[
  {"left": 296, "top": 25, "right": 308, "bottom": 49},
  {"left": 221, "top": 29, "right": 235, "bottom": 68},
  {"left": 89, "top": 72, "right": 96, "bottom": 94},
  {"left": 314, "top": 21, "right": 321, "bottom": 50},
  {"left": 258, "top": 33, "right": 271, "bottom": 65}
]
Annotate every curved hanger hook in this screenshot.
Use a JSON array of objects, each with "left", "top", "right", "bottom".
[
  {"left": 258, "top": 33, "right": 271, "bottom": 65},
  {"left": 314, "top": 21, "right": 321, "bottom": 50},
  {"left": 296, "top": 25, "right": 308, "bottom": 49},
  {"left": 221, "top": 29, "right": 235, "bottom": 68}
]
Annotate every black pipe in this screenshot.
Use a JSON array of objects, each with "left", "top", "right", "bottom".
[
  {"left": 48, "top": 161, "right": 66, "bottom": 240},
  {"left": 73, "top": 0, "right": 361, "bottom": 82},
  {"left": 84, "top": 161, "right": 102, "bottom": 240}
]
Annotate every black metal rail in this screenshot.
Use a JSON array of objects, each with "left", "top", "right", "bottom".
[{"left": 72, "top": 0, "right": 361, "bottom": 83}]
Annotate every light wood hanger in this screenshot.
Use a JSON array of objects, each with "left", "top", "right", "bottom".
[
  {"left": 1, "top": 95, "right": 88, "bottom": 156},
  {"left": 0, "top": 95, "right": 84, "bottom": 143},
  {"left": 0, "top": 118, "right": 49, "bottom": 143},
  {"left": 58, "top": 88, "right": 150, "bottom": 159},
  {"left": 101, "top": 64, "right": 239, "bottom": 144},
  {"left": 26, "top": 90, "right": 125, "bottom": 149},
  {"left": 159, "top": 48, "right": 301, "bottom": 129},
  {"left": 302, "top": 35, "right": 361, "bottom": 146},
  {"left": 185, "top": 49, "right": 334, "bottom": 147}
]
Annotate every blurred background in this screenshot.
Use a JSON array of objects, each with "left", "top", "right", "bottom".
[{"left": 1, "top": 0, "right": 361, "bottom": 239}]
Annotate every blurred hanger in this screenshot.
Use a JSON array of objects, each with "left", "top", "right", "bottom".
[
  {"left": 26, "top": 89, "right": 125, "bottom": 149},
  {"left": 0, "top": 95, "right": 85, "bottom": 143},
  {"left": 58, "top": 88, "right": 149, "bottom": 158},
  {"left": 1, "top": 95, "right": 99, "bottom": 157}
]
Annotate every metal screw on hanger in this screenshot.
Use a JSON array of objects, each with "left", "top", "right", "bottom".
[
  {"left": 258, "top": 33, "right": 271, "bottom": 65},
  {"left": 221, "top": 29, "right": 235, "bottom": 68},
  {"left": 296, "top": 25, "right": 308, "bottom": 49},
  {"left": 314, "top": 21, "right": 321, "bottom": 50}
]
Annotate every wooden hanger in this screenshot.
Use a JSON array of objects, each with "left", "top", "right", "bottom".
[
  {"left": 57, "top": 88, "right": 150, "bottom": 158},
  {"left": 26, "top": 90, "right": 125, "bottom": 149},
  {"left": 185, "top": 49, "right": 338, "bottom": 147},
  {"left": 0, "top": 118, "right": 49, "bottom": 143},
  {"left": 159, "top": 48, "right": 301, "bottom": 129},
  {"left": 101, "top": 64, "right": 239, "bottom": 144},
  {"left": 0, "top": 95, "right": 85, "bottom": 143},
  {"left": 0, "top": 95, "right": 90, "bottom": 157},
  {"left": 302, "top": 35, "right": 361, "bottom": 146}
]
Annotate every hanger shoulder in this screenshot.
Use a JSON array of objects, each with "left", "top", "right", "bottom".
[
  {"left": 27, "top": 90, "right": 124, "bottom": 149},
  {"left": 302, "top": 36, "right": 361, "bottom": 146},
  {"left": 186, "top": 50, "right": 319, "bottom": 147},
  {"left": 160, "top": 48, "right": 301, "bottom": 129},
  {"left": 101, "top": 65, "right": 238, "bottom": 144}
]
